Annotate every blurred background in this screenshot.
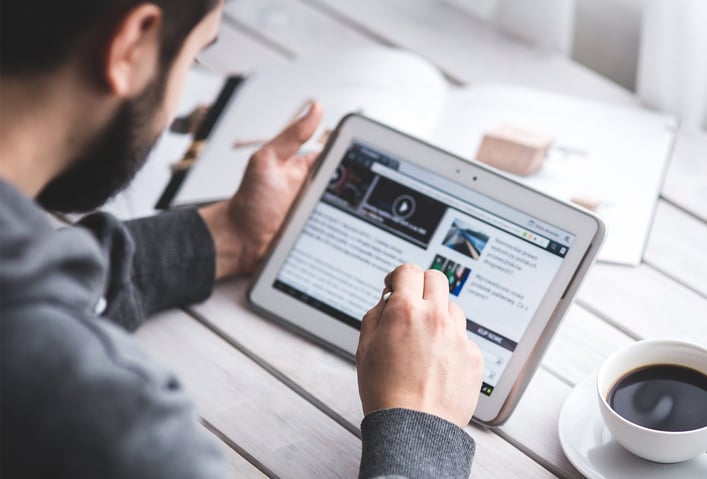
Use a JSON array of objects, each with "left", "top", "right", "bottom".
[
  {"left": 443, "top": 0, "right": 707, "bottom": 131},
  {"left": 107, "top": 0, "right": 707, "bottom": 220}
]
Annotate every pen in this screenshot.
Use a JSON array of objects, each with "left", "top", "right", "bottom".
[{"left": 155, "top": 75, "right": 245, "bottom": 210}]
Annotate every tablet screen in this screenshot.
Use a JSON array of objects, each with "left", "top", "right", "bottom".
[{"left": 274, "top": 140, "right": 575, "bottom": 396}]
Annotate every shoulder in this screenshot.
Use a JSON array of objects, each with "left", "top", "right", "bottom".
[
  {"left": 0, "top": 182, "right": 226, "bottom": 478},
  {"left": 1, "top": 299, "right": 225, "bottom": 479},
  {"left": 0, "top": 181, "right": 107, "bottom": 314}
]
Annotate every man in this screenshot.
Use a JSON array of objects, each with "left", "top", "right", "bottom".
[{"left": 0, "top": 1, "right": 484, "bottom": 477}]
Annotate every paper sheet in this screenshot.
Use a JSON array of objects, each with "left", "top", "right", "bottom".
[
  {"left": 174, "top": 48, "right": 449, "bottom": 206},
  {"left": 169, "top": 50, "right": 676, "bottom": 265},
  {"left": 430, "top": 85, "right": 677, "bottom": 265}
]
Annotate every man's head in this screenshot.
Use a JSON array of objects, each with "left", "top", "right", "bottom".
[{"left": 1, "top": 1, "right": 223, "bottom": 212}]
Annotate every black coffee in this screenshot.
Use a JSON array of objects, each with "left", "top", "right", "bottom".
[{"left": 608, "top": 364, "right": 707, "bottom": 432}]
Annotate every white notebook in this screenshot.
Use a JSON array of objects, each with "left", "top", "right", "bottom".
[{"left": 173, "top": 47, "right": 676, "bottom": 266}]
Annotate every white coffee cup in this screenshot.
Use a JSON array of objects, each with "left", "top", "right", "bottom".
[{"left": 596, "top": 339, "right": 707, "bottom": 463}]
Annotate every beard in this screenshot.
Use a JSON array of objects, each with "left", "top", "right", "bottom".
[{"left": 37, "top": 70, "right": 167, "bottom": 213}]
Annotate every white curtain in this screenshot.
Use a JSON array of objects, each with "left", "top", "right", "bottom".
[
  {"left": 443, "top": 0, "right": 576, "bottom": 55},
  {"left": 442, "top": 0, "right": 707, "bottom": 130},
  {"left": 637, "top": 0, "right": 707, "bottom": 130}
]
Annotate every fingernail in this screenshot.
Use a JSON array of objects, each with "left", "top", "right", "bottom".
[
  {"left": 303, "top": 100, "right": 314, "bottom": 115},
  {"left": 293, "top": 100, "right": 315, "bottom": 123}
]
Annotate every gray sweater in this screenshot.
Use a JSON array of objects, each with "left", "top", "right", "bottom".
[{"left": 0, "top": 179, "right": 475, "bottom": 478}]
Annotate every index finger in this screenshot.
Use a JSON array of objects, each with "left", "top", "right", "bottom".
[
  {"left": 263, "top": 101, "right": 323, "bottom": 160},
  {"left": 423, "top": 269, "right": 450, "bottom": 301},
  {"left": 384, "top": 264, "right": 424, "bottom": 299}
]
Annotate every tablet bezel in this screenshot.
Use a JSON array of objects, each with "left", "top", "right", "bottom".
[{"left": 249, "top": 114, "right": 604, "bottom": 425}]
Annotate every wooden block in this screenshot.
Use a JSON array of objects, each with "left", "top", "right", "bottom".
[
  {"left": 476, "top": 126, "right": 553, "bottom": 176},
  {"left": 570, "top": 195, "right": 601, "bottom": 212}
]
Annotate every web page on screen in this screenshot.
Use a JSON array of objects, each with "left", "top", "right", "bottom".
[{"left": 275, "top": 141, "right": 575, "bottom": 396}]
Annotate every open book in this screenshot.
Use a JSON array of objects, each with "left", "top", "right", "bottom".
[{"left": 173, "top": 47, "right": 676, "bottom": 266}]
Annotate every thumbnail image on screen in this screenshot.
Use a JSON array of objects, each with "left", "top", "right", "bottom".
[
  {"left": 442, "top": 219, "right": 490, "bottom": 260},
  {"left": 430, "top": 254, "right": 471, "bottom": 297}
]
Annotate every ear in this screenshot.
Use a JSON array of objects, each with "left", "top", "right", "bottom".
[{"left": 102, "top": 4, "right": 162, "bottom": 97}]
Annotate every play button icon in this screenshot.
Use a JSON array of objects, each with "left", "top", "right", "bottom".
[{"left": 392, "top": 195, "right": 416, "bottom": 219}]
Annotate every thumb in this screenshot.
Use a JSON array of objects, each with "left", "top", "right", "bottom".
[
  {"left": 292, "top": 150, "right": 320, "bottom": 171},
  {"left": 266, "top": 101, "right": 324, "bottom": 160},
  {"left": 357, "top": 291, "right": 387, "bottom": 356}
]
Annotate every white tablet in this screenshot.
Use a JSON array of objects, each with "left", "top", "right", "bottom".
[{"left": 249, "top": 114, "right": 604, "bottom": 425}]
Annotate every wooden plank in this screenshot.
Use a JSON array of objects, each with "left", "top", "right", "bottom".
[
  {"left": 644, "top": 201, "right": 707, "bottom": 297},
  {"left": 224, "top": 0, "right": 378, "bottom": 57},
  {"left": 578, "top": 261, "right": 707, "bottom": 343},
  {"left": 468, "top": 425, "right": 558, "bottom": 479},
  {"left": 496, "top": 370, "right": 580, "bottom": 478},
  {"left": 301, "top": 0, "right": 638, "bottom": 104},
  {"left": 222, "top": 451, "right": 265, "bottom": 479},
  {"left": 193, "top": 276, "right": 698, "bottom": 477},
  {"left": 134, "top": 309, "right": 361, "bottom": 478},
  {"left": 661, "top": 128, "right": 707, "bottom": 222},
  {"left": 191, "top": 279, "right": 556, "bottom": 478},
  {"left": 203, "top": 426, "right": 267, "bottom": 478},
  {"left": 542, "top": 304, "right": 634, "bottom": 386},
  {"left": 189, "top": 278, "right": 702, "bottom": 478},
  {"left": 191, "top": 282, "right": 361, "bottom": 425},
  {"left": 491, "top": 302, "right": 633, "bottom": 477}
]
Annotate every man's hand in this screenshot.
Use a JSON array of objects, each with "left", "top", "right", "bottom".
[
  {"left": 356, "top": 264, "right": 484, "bottom": 428},
  {"left": 199, "top": 102, "right": 323, "bottom": 279}
]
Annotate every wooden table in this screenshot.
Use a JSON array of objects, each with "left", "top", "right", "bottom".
[{"left": 134, "top": 1, "right": 707, "bottom": 477}]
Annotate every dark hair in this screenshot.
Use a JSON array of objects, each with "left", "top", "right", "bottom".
[{"left": 1, "top": 0, "right": 219, "bottom": 77}]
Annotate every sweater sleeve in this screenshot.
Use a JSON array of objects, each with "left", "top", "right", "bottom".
[
  {"left": 78, "top": 209, "right": 215, "bottom": 331},
  {"left": 0, "top": 183, "right": 228, "bottom": 479},
  {"left": 359, "top": 408, "right": 475, "bottom": 479}
]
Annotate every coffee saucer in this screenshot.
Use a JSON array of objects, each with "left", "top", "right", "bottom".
[{"left": 558, "top": 373, "right": 707, "bottom": 479}]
